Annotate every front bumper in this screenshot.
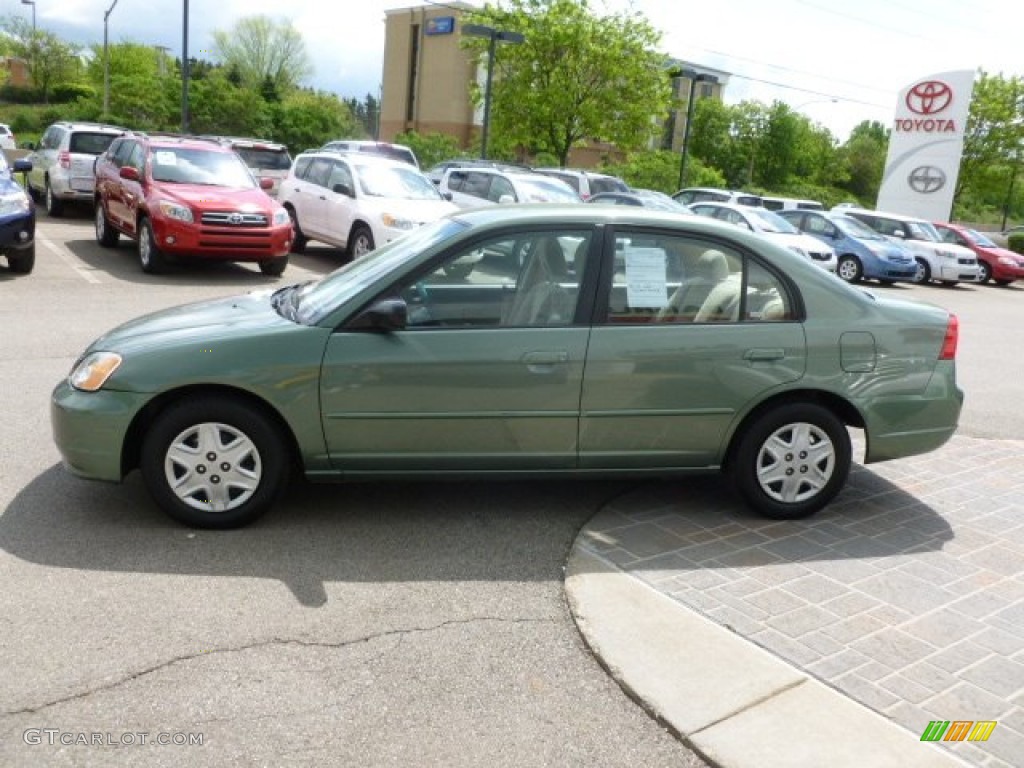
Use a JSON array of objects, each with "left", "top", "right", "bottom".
[
  {"left": 936, "top": 260, "right": 982, "bottom": 282},
  {"left": 151, "top": 217, "right": 292, "bottom": 261},
  {"left": 0, "top": 211, "right": 35, "bottom": 249},
  {"left": 991, "top": 259, "right": 1024, "bottom": 282},
  {"left": 51, "top": 379, "right": 150, "bottom": 482}
]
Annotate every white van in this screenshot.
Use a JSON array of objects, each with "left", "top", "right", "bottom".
[{"left": 762, "top": 196, "right": 824, "bottom": 212}]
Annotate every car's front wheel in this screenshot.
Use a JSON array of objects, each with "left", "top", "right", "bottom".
[
  {"left": 836, "top": 255, "right": 862, "bottom": 283},
  {"left": 978, "top": 261, "right": 992, "bottom": 284},
  {"left": 286, "top": 206, "right": 307, "bottom": 254},
  {"left": 912, "top": 258, "right": 931, "bottom": 284},
  {"left": 731, "top": 403, "right": 851, "bottom": 520},
  {"left": 348, "top": 224, "right": 375, "bottom": 259},
  {"left": 95, "top": 201, "right": 120, "bottom": 247},
  {"left": 140, "top": 397, "right": 289, "bottom": 529},
  {"left": 138, "top": 217, "right": 167, "bottom": 274},
  {"left": 259, "top": 257, "right": 288, "bottom": 276},
  {"left": 7, "top": 243, "right": 35, "bottom": 274}
]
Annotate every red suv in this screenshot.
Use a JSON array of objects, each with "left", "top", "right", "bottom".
[{"left": 93, "top": 134, "right": 293, "bottom": 275}]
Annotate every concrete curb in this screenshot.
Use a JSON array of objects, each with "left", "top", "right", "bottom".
[{"left": 565, "top": 547, "right": 972, "bottom": 768}]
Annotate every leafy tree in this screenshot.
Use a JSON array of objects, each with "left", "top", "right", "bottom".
[
  {"left": 838, "top": 120, "right": 888, "bottom": 202},
  {"left": 212, "top": 16, "right": 312, "bottom": 93},
  {"left": 271, "top": 90, "right": 359, "bottom": 154},
  {"left": 1, "top": 15, "right": 81, "bottom": 103},
  {"left": 392, "top": 131, "right": 462, "bottom": 169},
  {"left": 463, "top": 0, "right": 673, "bottom": 166},
  {"left": 600, "top": 150, "right": 724, "bottom": 194},
  {"left": 188, "top": 69, "right": 272, "bottom": 137}
]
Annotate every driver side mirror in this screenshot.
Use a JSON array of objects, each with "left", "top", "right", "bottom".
[{"left": 349, "top": 298, "right": 408, "bottom": 332}]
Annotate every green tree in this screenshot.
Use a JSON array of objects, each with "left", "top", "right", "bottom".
[
  {"left": 393, "top": 131, "right": 462, "bottom": 170},
  {"left": 1, "top": 15, "right": 81, "bottom": 103},
  {"left": 189, "top": 69, "right": 271, "bottom": 137},
  {"left": 838, "top": 120, "right": 888, "bottom": 202},
  {"left": 212, "top": 16, "right": 312, "bottom": 93},
  {"left": 463, "top": 0, "right": 673, "bottom": 166},
  {"left": 271, "top": 90, "right": 359, "bottom": 154},
  {"left": 83, "top": 42, "right": 173, "bottom": 125}
]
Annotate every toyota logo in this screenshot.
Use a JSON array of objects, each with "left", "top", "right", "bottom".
[
  {"left": 906, "top": 80, "right": 953, "bottom": 115},
  {"left": 908, "top": 166, "right": 946, "bottom": 194},
  {"left": 228, "top": 212, "right": 243, "bottom": 225}
]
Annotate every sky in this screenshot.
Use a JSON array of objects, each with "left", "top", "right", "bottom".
[{"left": 12, "top": 0, "right": 1022, "bottom": 141}]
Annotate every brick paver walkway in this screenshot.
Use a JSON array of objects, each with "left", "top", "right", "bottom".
[{"left": 577, "top": 435, "right": 1024, "bottom": 768}]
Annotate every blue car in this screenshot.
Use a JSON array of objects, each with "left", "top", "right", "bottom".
[
  {"left": 778, "top": 210, "right": 917, "bottom": 284},
  {"left": 0, "top": 153, "right": 35, "bottom": 274}
]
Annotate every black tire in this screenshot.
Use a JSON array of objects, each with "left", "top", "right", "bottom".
[
  {"left": 978, "top": 261, "right": 992, "bottom": 284},
  {"left": 138, "top": 217, "right": 167, "bottom": 274},
  {"left": 911, "top": 258, "right": 931, "bottom": 285},
  {"left": 286, "top": 206, "right": 307, "bottom": 254},
  {"left": 836, "top": 255, "right": 862, "bottom": 283},
  {"left": 877, "top": 279, "right": 895, "bottom": 286},
  {"left": 7, "top": 243, "right": 35, "bottom": 274},
  {"left": 140, "top": 397, "right": 289, "bottom": 529},
  {"left": 259, "top": 256, "right": 288, "bottom": 276},
  {"left": 95, "top": 200, "right": 119, "bottom": 247},
  {"left": 45, "top": 179, "right": 63, "bottom": 217},
  {"left": 994, "top": 278, "right": 1013, "bottom": 286},
  {"left": 730, "top": 403, "right": 851, "bottom": 520},
  {"left": 348, "top": 224, "right": 375, "bottom": 259}
]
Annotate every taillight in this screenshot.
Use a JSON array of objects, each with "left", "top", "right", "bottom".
[
  {"left": 939, "top": 314, "right": 958, "bottom": 360},
  {"left": 59, "top": 150, "right": 71, "bottom": 169}
]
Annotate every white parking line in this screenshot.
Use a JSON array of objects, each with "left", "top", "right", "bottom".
[{"left": 37, "top": 232, "right": 102, "bottom": 284}]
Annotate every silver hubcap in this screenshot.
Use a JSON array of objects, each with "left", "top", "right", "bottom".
[
  {"left": 914, "top": 261, "right": 927, "bottom": 283},
  {"left": 838, "top": 258, "right": 858, "bottom": 281},
  {"left": 353, "top": 234, "right": 372, "bottom": 257},
  {"left": 164, "top": 422, "right": 262, "bottom": 513},
  {"left": 756, "top": 422, "right": 835, "bottom": 504}
]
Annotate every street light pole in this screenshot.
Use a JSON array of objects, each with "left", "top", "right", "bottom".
[
  {"left": 461, "top": 23, "right": 524, "bottom": 160},
  {"left": 678, "top": 72, "right": 716, "bottom": 190},
  {"left": 20, "top": 0, "right": 35, "bottom": 34},
  {"left": 181, "top": 0, "right": 190, "bottom": 133},
  {"left": 102, "top": 0, "right": 119, "bottom": 117}
]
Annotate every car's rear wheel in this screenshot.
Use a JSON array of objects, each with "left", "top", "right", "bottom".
[
  {"left": 731, "top": 403, "right": 851, "bottom": 520},
  {"left": 978, "top": 261, "right": 992, "bottom": 284},
  {"left": 836, "top": 255, "right": 862, "bottom": 283},
  {"left": 7, "top": 243, "right": 35, "bottom": 274},
  {"left": 138, "top": 217, "right": 167, "bottom": 274},
  {"left": 95, "top": 201, "right": 120, "bottom": 247},
  {"left": 140, "top": 397, "right": 289, "bottom": 529},
  {"left": 44, "top": 179, "right": 63, "bottom": 217},
  {"left": 348, "top": 225, "right": 375, "bottom": 259},
  {"left": 286, "top": 206, "right": 307, "bottom": 254},
  {"left": 912, "top": 258, "right": 931, "bottom": 284},
  {"left": 259, "top": 257, "right": 288, "bottom": 276}
]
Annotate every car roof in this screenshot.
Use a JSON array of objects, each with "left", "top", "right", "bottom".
[
  {"left": 843, "top": 208, "right": 925, "bottom": 223},
  {"left": 298, "top": 150, "right": 415, "bottom": 169}
]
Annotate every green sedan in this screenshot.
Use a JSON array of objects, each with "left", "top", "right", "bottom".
[{"left": 52, "top": 206, "right": 963, "bottom": 528}]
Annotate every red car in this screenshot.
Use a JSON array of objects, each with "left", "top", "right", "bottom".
[
  {"left": 94, "top": 133, "right": 293, "bottom": 275},
  {"left": 934, "top": 222, "right": 1024, "bottom": 286}
]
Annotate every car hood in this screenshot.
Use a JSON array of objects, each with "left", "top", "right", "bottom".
[
  {"left": 158, "top": 184, "right": 276, "bottom": 211},
  {"left": 89, "top": 290, "right": 289, "bottom": 354}
]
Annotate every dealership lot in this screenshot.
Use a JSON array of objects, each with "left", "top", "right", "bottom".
[{"left": 2, "top": 211, "right": 1022, "bottom": 766}]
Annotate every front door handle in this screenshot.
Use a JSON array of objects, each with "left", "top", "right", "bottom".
[
  {"left": 744, "top": 348, "right": 785, "bottom": 362},
  {"left": 522, "top": 350, "right": 569, "bottom": 373}
]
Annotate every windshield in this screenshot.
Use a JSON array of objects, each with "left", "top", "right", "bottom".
[
  {"left": 967, "top": 229, "right": 996, "bottom": 247},
  {"left": 295, "top": 219, "right": 467, "bottom": 324},
  {"left": 516, "top": 177, "right": 581, "bottom": 203},
  {"left": 747, "top": 208, "right": 799, "bottom": 234},
  {"left": 906, "top": 220, "right": 941, "bottom": 241},
  {"left": 355, "top": 163, "right": 441, "bottom": 200},
  {"left": 150, "top": 148, "right": 255, "bottom": 187},
  {"left": 835, "top": 215, "right": 886, "bottom": 240}
]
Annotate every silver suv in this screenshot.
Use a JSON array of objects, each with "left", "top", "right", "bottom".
[
  {"left": 25, "top": 121, "right": 126, "bottom": 216},
  {"left": 533, "top": 168, "right": 629, "bottom": 199}
]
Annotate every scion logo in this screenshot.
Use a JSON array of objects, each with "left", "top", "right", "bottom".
[
  {"left": 906, "top": 80, "right": 953, "bottom": 115},
  {"left": 908, "top": 166, "right": 946, "bottom": 193}
]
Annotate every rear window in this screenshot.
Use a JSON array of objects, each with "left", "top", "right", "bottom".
[
  {"left": 234, "top": 146, "right": 292, "bottom": 171},
  {"left": 69, "top": 132, "right": 118, "bottom": 156},
  {"left": 589, "top": 176, "right": 629, "bottom": 195},
  {"left": 356, "top": 144, "right": 417, "bottom": 167}
]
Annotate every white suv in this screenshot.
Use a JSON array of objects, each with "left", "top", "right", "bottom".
[
  {"left": 25, "top": 121, "right": 126, "bottom": 216},
  {"left": 439, "top": 167, "right": 580, "bottom": 209},
  {"left": 203, "top": 136, "right": 293, "bottom": 198},
  {"left": 533, "top": 168, "right": 629, "bottom": 199},
  {"left": 278, "top": 151, "right": 456, "bottom": 258},
  {"left": 843, "top": 209, "right": 982, "bottom": 285}
]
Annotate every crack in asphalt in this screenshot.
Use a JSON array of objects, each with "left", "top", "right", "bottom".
[{"left": 3, "top": 616, "right": 555, "bottom": 717}]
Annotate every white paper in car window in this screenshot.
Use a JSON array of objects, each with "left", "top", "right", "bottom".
[
  {"left": 154, "top": 151, "right": 177, "bottom": 166},
  {"left": 624, "top": 248, "right": 668, "bottom": 308}
]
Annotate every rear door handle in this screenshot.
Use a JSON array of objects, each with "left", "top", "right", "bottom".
[
  {"left": 522, "top": 350, "right": 569, "bottom": 373},
  {"left": 744, "top": 348, "right": 785, "bottom": 362}
]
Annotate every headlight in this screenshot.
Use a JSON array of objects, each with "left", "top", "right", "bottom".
[
  {"left": 0, "top": 191, "right": 30, "bottom": 216},
  {"left": 157, "top": 200, "right": 193, "bottom": 222},
  {"left": 69, "top": 352, "right": 123, "bottom": 392},
  {"left": 272, "top": 208, "right": 290, "bottom": 226},
  {"left": 998, "top": 255, "right": 1019, "bottom": 266},
  {"left": 787, "top": 246, "right": 808, "bottom": 258},
  {"left": 381, "top": 213, "right": 415, "bottom": 231}
]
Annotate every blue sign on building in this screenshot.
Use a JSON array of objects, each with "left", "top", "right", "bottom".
[{"left": 425, "top": 16, "right": 455, "bottom": 36}]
